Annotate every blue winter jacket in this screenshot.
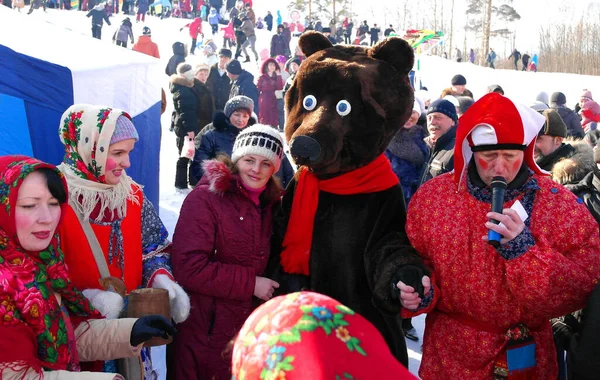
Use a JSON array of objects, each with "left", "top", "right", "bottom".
[
  {"left": 385, "top": 126, "right": 429, "bottom": 206},
  {"left": 191, "top": 112, "right": 294, "bottom": 188},
  {"left": 230, "top": 70, "right": 260, "bottom": 116}
]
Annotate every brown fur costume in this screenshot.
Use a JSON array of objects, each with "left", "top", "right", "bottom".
[{"left": 270, "top": 32, "right": 429, "bottom": 367}]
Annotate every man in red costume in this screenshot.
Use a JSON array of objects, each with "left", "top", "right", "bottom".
[{"left": 400, "top": 93, "right": 600, "bottom": 379}]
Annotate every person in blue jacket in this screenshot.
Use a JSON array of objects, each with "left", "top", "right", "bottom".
[
  {"left": 385, "top": 99, "right": 429, "bottom": 206},
  {"left": 191, "top": 96, "right": 294, "bottom": 187}
]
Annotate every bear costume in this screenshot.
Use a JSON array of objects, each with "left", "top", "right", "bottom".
[{"left": 270, "top": 31, "right": 430, "bottom": 366}]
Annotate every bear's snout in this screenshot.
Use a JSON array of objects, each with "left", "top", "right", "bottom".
[{"left": 290, "top": 135, "right": 322, "bottom": 166}]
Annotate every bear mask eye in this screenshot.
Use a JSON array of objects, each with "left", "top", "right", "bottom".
[
  {"left": 303, "top": 95, "right": 317, "bottom": 111},
  {"left": 336, "top": 100, "right": 352, "bottom": 116}
]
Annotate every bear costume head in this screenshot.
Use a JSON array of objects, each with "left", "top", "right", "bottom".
[{"left": 285, "top": 31, "right": 415, "bottom": 177}]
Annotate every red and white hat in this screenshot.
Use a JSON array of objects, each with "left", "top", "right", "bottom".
[{"left": 454, "top": 93, "right": 548, "bottom": 188}]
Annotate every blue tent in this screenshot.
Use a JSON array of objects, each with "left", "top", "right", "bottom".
[{"left": 0, "top": 6, "right": 162, "bottom": 206}]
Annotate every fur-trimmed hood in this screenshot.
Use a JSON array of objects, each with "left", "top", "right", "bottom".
[
  {"left": 552, "top": 139, "right": 595, "bottom": 185},
  {"left": 260, "top": 58, "right": 279, "bottom": 75},
  {"left": 170, "top": 74, "right": 194, "bottom": 88},
  {"left": 200, "top": 155, "right": 282, "bottom": 203}
]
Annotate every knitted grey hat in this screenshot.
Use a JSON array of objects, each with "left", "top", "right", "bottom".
[
  {"left": 231, "top": 124, "right": 284, "bottom": 171},
  {"left": 224, "top": 95, "right": 254, "bottom": 118}
]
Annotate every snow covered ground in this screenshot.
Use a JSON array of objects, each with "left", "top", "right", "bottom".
[{"left": 9, "top": 7, "right": 600, "bottom": 377}]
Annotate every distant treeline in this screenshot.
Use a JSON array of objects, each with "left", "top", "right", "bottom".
[{"left": 538, "top": 18, "right": 600, "bottom": 76}]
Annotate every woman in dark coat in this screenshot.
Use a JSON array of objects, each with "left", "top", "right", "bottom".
[
  {"left": 171, "top": 124, "right": 284, "bottom": 380},
  {"left": 135, "top": 0, "right": 148, "bottom": 22},
  {"left": 270, "top": 24, "right": 290, "bottom": 58},
  {"left": 257, "top": 58, "right": 283, "bottom": 128},
  {"left": 170, "top": 63, "right": 199, "bottom": 190}
]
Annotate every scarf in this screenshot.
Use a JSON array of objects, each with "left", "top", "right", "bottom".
[
  {"left": 0, "top": 155, "right": 101, "bottom": 373},
  {"left": 387, "top": 126, "right": 426, "bottom": 166},
  {"left": 57, "top": 105, "right": 140, "bottom": 223},
  {"left": 281, "top": 154, "right": 399, "bottom": 275},
  {"left": 231, "top": 291, "right": 415, "bottom": 379}
]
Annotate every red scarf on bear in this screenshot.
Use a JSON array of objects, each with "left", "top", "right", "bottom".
[{"left": 281, "top": 154, "right": 399, "bottom": 275}]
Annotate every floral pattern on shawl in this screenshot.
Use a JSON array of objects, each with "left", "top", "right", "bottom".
[
  {"left": 59, "top": 106, "right": 132, "bottom": 183},
  {"left": 232, "top": 292, "right": 367, "bottom": 380},
  {"left": 0, "top": 155, "right": 101, "bottom": 371}
]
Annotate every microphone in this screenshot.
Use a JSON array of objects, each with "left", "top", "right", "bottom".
[{"left": 488, "top": 176, "right": 507, "bottom": 248}]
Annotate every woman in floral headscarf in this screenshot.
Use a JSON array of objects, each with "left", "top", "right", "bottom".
[
  {"left": 232, "top": 291, "right": 416, "bottom": 380},
  {"left": 0, "top": 155, "right": 175, "bottom": 379},
  {"left": 55, "top": 105, "right": 190, "bottom": 375}
]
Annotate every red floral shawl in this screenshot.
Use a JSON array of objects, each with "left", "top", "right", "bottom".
[
  {"left": 0, "top": 155, "right": 101, "bottom": 373},
  {"left": 231, "top": 291, "right": 416, "bottom": 379}
]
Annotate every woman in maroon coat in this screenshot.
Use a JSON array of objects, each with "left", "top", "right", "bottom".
[
  {"left": 171, "top": 124, "right": 284, "bottom": 380},
  {"left": 257, "top": 58, "right": 284, "bottom": 128}
]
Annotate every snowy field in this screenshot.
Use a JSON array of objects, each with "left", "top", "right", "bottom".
[{"left": 7, "top": 7, "right": 600, "bottom": 377}]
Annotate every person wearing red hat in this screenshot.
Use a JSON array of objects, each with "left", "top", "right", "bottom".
[
  {"left": 231, "top": 292, "right": 416, "bottom": 380},
  {"left": 399, "top": 93, "right": 600, "bottom": 379}
]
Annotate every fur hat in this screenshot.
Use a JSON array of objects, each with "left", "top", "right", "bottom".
[
  {"left": 177, "top": 62, "right": 195, "bottom": 81},
  {"left": 539, "top": 109, "right": 567, "bottom": 138},
  {"left": 231, "top": 124, "right": 284, "bottom": 171},
  {"left": 451, "top": 74, "right": 467, "bottom": 86},
  {"left": 427, "top": 99, "right": 458, "bottom": 123},
  {"left": 224, "top": 95, "right": 254, "bottom": 118},
  {"left": 226, "top": 59, "right": 243, "bottom": 75},
  {"left": 551, "top": 141, "right": 595, "bottom": 185},
  {"left": 455, "top": 93, "right": 547, "bottom": 187},
  {"left": 110, "top": 116, "right": 139, "bottom": 145},
  {"left": 195, "top": 63, "right": 210, "bottom": 72},
  {"left": 551, "top": 92, "right": 567, "bottom": 106}
]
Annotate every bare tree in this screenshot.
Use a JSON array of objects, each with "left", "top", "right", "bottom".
[
  {"left": 480, "top": 0, "right": 492, "bottom": 65},
  {"left": 448, "top": 0, "right": 455, "bottom": 59}
]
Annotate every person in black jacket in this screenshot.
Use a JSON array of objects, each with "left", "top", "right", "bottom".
[
  {"left": 226, "top": 59, "right": 259, "bottom": 115},
  {"left": 534, "top": 109, "right": 576, "bottom": 172},
  {"left": 509, "top": 48, "right": 521, "bottom": 70},
  {"left": 369, "top": 23, "right": 380, "bottom": 46},
  {"left": 549, "top": 139, "right": 600, "bottom": 380},
  {"left": 191, "top": 96, "right": 294, "bottom": 187},
  {"left": 206, "top": 48, "right": 232, "bottom": 111},
  {"left": 86, "top": 2, "right": 111, "bottom": 39},
  {"left": 384, "top": 24, "right": 395, "bottom": 37},
  {"left": 270, "top": 24, "right": 290, "bottom": 59},
  {"left": 170, "top": 63, "right": 199, "bottom": 190},
  {"left": 551, "top": 92, "right": 585, "bottom": 138},
  {"left": 165, "top": 42, "right": 187, "bottom": 76},
  {"left": 264, "top": 10, "right": 273, "bottom": 31},
  {"left": 522, "top": 52, "right": 531, "bottom": 71},
  {"left": 420, "top": 99, "right": 458, "bottom": 185}
]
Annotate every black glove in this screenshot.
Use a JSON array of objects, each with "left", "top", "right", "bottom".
[
  {"left": 551, "top": 314, "right": 579, "bottom": 349},
  {"left": 130, "top": 315, "right": 177, "bottom": 346},
  {"left": 391, "top": 265, "right": 427, "bottom": 300}
]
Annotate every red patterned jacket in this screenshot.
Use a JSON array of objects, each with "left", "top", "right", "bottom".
[{"left": 404, "top": 171, "right": 600, "bottom": 379}]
